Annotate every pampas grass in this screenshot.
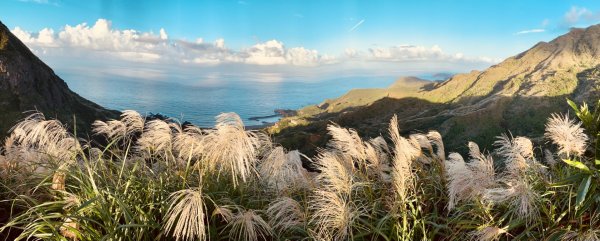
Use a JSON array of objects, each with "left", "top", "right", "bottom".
[
  {"left": 258, "top": 147, "right": 309, "bottom": 191},
  {"left": 93, "top": 110, "right": 144, "bottom": 141},
  {"left": 545, "top": 113, "right": 588, "bottom": 157},
  {"left": 137, "top": 119, "right": 173, "bottom": 157},
  {"left": 469, "top": 226, "right": 507, "bottom": 241},
  {"left": 2, "top": 99, "right": 600, "bottom": 241},
  {"left": 494, "top": 133, "right": 532, "bottom": 176},
  {"left": 309, "top": 190, "right": 362, "bottom": 240},
  {"left": 483, "top": 178, "right": 539, "bottom": 219},
  {"left": 266, "top": 197, "right": 306, "bottom": 235},
  {"left": 226, "top": 209, "right": 272, "bottom": 241},
  {"left": 389, "top": 115, "right": 420, "bottom": 201},
  {"left": 164, "top": 188, "right": 207, "bottom": 241},
  {"left": 445, "top": 147, "right": 495, "bottom": 210},
  {"left": 200, "top": 112, "right": 261, "bottom": 187},
  {"left": 314, "top": 151, "right": 354, "bottom": 195}
]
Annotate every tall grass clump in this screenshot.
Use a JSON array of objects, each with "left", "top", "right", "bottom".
[{"left": 2, "top": 98, "right": 600, "bottom": 240}]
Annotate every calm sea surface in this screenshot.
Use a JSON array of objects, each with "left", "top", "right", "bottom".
[{"left": 59, "top": 73, "right": 399, "bottom": 127}]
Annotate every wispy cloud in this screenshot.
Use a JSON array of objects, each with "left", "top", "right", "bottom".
[
  {"left": 542, "top": 19, "right": 550, "bottom": 27},
  {"left": 562, "top": 6, "right": 600, "bottom": 27},
  {"left": 348, "top": 19, "right": 365, "bottom": 32},
  {"left": 293, "top": 13, "right": 304, "bottom": 18},
  {"left": 18, "top": 0, "right": 59, "bottom": 6},
  {"left": 514, "top": 29, "right": 545, "bottom": 35},
  {"left": 237, "top": 0, "right": 248, "bottom": 5}
]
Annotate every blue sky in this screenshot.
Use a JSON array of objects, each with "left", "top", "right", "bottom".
[{"left": 3, "top": 0, "right": 600, "bottom": 80}]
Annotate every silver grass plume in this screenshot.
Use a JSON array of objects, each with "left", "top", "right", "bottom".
[
  {"left": 469, "top": 226, "right": 507, "bottom": 241},
  {"left": 226, "top": 209, "right": 272, "bottom": 241},
  {"left": 494, "top": 134, "right": 533, "bottom": 177},
  {"left": 259, "top": 147, "right": 309, "bottom": 191},
  {"left": 315, "top": 151, "right": 353, "bottom": 195},
  {"left": 93, "top": 110, "right": 145, "bottom": 141},
  {"left": 411, "top": 134, "right": 433, "bottom": 155},
  {"left": 9, "top": 112, "right": 80, "bottom": 163},
  {"left": 163, "top": 188, "right": 206, "bottom": 241},
  {"left": 467, "top": 142, "right": 496, "bottom": 191},
  {"left": 326, "top": 124, "right": 368, "bottom": 167},
  {"left": 389, "top": 115, "right": 420, "bottom": 201},
  {"left": 483, "top": 178, "right": 539, "bottom": 219},
  {"left": 410, "top": 134, "right": 433, "bottom": 164},
  {"left": 445, "top": 153, "right": 470, "bottom": 209},
  {"left": 309, "top": 190, "right": 364, "bottom": 240},
  {"left": 211, "top": 205, "right": 234, "bottom": 223},
  {"left": 364, "top": 136, "right": 391, "bottom": 176},
  {"left": 137, "top": 119, "right": 173, "bottom": 156},
  {"left": 10, "top": 112, "right": 69, "bottom": 149},
  {"left": 200, "top": 113, "right": 260, "bottom": 187},
  {"left": 120, "top": 110, "right": 145, "bottom": 135},
  {"left": 267, "top": 197, "right": 306, "bottom": 235},
  {"left": 446, "top": 145, "right": 496, "bottom": 210},
  {"left": 469, "top": 141, "right": 481, "bottom": 158},
  {"left": 545, "top": 113, "right": 588, "bottom": 157},
  {"left": 427, "top": 131, "right": 445, "bottom": 161},
  {"left": 92, "top": 120, "right": 126, "bottom": 140},
  {"left": 172, "top": 125, "right": 204, "bottom": 162}
]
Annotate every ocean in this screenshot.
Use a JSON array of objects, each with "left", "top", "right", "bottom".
[{"left": 59, "top": 73, "right": 400, "bottom": 127}]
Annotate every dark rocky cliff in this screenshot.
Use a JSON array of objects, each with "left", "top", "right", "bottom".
[{"left": 0, "top": 21, "right": 119, "bottom": 138}]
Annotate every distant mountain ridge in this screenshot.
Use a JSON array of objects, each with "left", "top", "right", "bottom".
[
  {"left": 0, "top": 21, "right": 118, "bottom": 137},
  {"left": 272, "top": 24, "right": 600, "bottom": 155}
]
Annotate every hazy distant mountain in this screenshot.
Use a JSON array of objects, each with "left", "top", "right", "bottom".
[
  {"left": 0, "top": 21, "right": 118, "bottom": 138},
  {"left": 273, "top": 24, "right": 600, "bottom": 155}
]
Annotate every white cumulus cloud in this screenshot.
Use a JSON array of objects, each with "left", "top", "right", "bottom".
[{"left": 9, "top": 18, "right": 496, "bottom": 77}]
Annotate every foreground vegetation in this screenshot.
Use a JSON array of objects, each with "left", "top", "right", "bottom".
[{"left": 1, "top": 99, "right": 600, "bottom": 240}]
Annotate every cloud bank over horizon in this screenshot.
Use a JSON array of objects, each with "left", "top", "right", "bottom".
[{"left": 11, "top": 19, "right": 499, "bottom": 80}]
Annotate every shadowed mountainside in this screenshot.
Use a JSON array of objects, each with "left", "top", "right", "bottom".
[
  {"left": 271, "top": 24, "right": 600, "bottom": 156},
  {"left": 0, "top": 21, "right": 119, "bottom": 138}
]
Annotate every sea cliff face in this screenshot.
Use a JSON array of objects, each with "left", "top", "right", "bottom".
[{"left": 0, "top": 21, "right": 118, "bottom": 138}]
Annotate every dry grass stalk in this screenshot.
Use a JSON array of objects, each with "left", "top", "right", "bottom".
[
  {"left": 469, "top": 226, "right": 507, "bottom": 241},
  {"left": 259, "top": 147, "right": 309, "bottom": 191},
  {"left": 389, "top": 115, "right": 420, "bottom": 201},
  {"left": 200, "top": 113, "right": 260, "bottom": 187},
  {"left": 52, "top": 171, "right": 66, "bottom": 191},
  {"left": 266, "top": 197, "right": 305, "bottom": 235},
  {"left": 314, "top": 151, "right": 353, "bottom": 195},
  {"left": 164, "top": 188, "right": 206, "bottom": 241},
  {"left": 226, "top": 209, "right": 272, "bottom": 241},
  {"left": 309, "top": 190, "right": 362, "bottom": 240},
  {"left": 59, "top": 217, "right": 79, "bottom": 240}
]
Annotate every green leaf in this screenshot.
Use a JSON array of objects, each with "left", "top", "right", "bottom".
[
  {"left": 550, "top": 172, "right": 585, "bottom": 187},
  {"left": 576, "top": 175, "right": 592, "bottom": 208},
  {"left": 563, "top": 159, "right": 592, "bottom": 173},
  {"left": 567, "top": 98, "right": 579, "bottom": 114}
]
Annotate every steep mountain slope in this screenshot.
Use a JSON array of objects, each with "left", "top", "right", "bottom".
[
  {"left": 0, "top": 21, "right": 118, "bottom": 137},
  {"left": 298, "top": 76, "right": 432, "bottom": 117},
  {"left": 272, "top": 25, "right": 600, "bottom": 155}
]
